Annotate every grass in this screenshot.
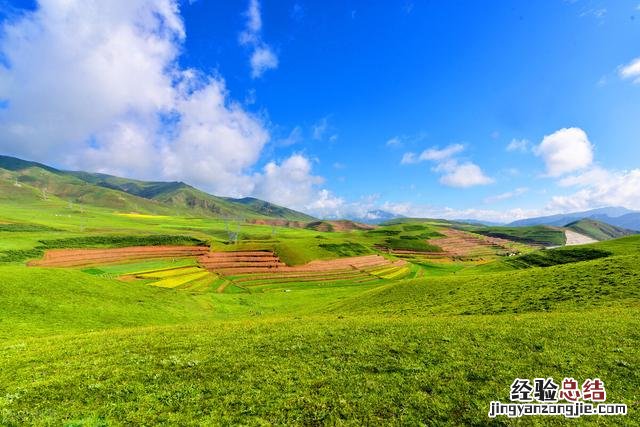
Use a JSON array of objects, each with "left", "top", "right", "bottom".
[
  {"left": 383, "top": 237, "right": 442, "bottom": 252},
  {"left": 0, "top": 186, "right": 639, "bottom": 424},
  {"left": 503, "top": 247, "right": 613, "bottom": 268},
  {"left": 334, "top": 253, "right": 640, "bottom": 316},
  {"left": 82, "top": 258, "right": 197, "bottom": 276},
  {"left": 1, "top": 310, "right": 638, "bottom": 425},
  {"left": 470, "top": 225, "right": 566, "bottom": 247}
]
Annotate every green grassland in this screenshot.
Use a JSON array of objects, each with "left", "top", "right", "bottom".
[{"left": 1, "top": 171, "right": 639, "bottom": 424}]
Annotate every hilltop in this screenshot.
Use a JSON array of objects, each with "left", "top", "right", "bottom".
[{"left": 0, "top": 155, "right": 314, "bottom": 222}]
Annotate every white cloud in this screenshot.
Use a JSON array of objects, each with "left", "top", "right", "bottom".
[
  {"left": 534, "top": 127, "right": 593, "bottom": 177},
  {"left": 580, "top": 8, "right": 607, "bottom": 19},
  {"left": 484, "top": 187, "right": 528, "bottom": 204},
  {"left": 161, "top": 76, "right": 269, "bottom": 196},
  {"left": 550, "top": 167, "right": 640, "bottom": 211},
  {"left": 239, "top": 0, "right": 262, "bottom": 44},
  {"left": 619, "top": 57, "right": 640, "bottom": 84},
  {"left": 506, "top": 138, "right": 529, "bottom": 153},
  {"left": 401, "top": 143, "right": 493, "bottom": 187},
  {"left": 420, "top": 143, "right": 465, "bottom": 161},
  {"left": 0, "top": 0, "right": 303, "bottom": 201},
  {"left": 250, "top": 45, "right": 279, "bottom": 79},
  {"left": 251, "top": 154, "right": 343, "bottom": 216},
  {"left": 312, "top": 117, "right": 329, "bottom": 140},
  {"left": 0, "top": 0, "right": 182, "bottom": 161},
  {"left": 436, "top": 160, "right": 494, "bottom": 188},
  {"left": 386, "top": 136, "right": 402, "bottom": 147},
  {"left": 378, "top": 201, "right": 544, "bottom": 224},
  {"left": 239, "top": 0, "right": 278, "bottom": 78},
  {"left": 402, "top": 144, "right": 464, "bottom": 164},
  {"left": 278, "top": 126, "right": 303, "bottom": 147}
]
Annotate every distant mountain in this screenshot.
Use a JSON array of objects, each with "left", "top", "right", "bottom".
[
  {"left": 344, "top": 210, "right": 404, "bottom": 225},
  {"left": 0, "top": 154, "right": 315, "bottom": 222},
  {"left": 455, "top": 219, "right": 505, "bottom": 227},
  {"left": 222, "top": 197, "right": 314, "bottom": 222},
  {"left": 509, "top": 207, "right": 640, "bottom": 231},
  {"left": 565, "top": 219, "right": 637, "bottom": 241}
]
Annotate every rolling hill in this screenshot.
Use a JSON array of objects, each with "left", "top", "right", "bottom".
[
  {"left": 0, "top": 154, "right": 314, "bottom": 221},
  {"left": 565, "top": 218, "right": 637, "bottom": 241},
  {"left": 1, "top": 170, "right": 639, "bottom": 424}
]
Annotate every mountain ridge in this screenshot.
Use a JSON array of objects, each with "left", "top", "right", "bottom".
[
  {"left": 510, "top": 207, "right": 640, "bottom": 231},
  {"left": 0, "top": 154, "right": 315, "bottom": 222}
]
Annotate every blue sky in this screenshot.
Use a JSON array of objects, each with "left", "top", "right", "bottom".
[{"left": 1, "top": 0, "right": 639, "bottom": 221}]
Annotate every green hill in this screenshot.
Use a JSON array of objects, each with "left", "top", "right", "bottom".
[
  {"left": 566, "top": 218, "right": 637, "bottom": 241},
  {"left": 225, "top": 197, "right": 315, "bottom": 222},
  {"left": 1, "top": 157, "right": 638, "bottom": 424},
  {"left": 0, "top": 155, "right": 314, "bottom": 221},
  {"left": 467, "top": 225, "right": 566, "bottom": 246}
]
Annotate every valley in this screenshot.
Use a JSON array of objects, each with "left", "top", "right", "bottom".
[{"left": 0, "top": 157, "right": 638, "bottom": 425}]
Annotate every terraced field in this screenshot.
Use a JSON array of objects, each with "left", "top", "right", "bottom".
[
  {"left": 381, "top": 228, "right": 523, "bottom": 262},
  {"left": 200, "top": 252, "right": 416, "bottom": 292},
  {"left": 28, "top": 245, "right": 210, "bottom": 267},
  {"left": 427, "top": 228, "right": 519, "bottom": 258}
]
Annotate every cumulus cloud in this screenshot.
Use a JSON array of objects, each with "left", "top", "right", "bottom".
[
  {"left": 506, "top": 138, "right": 529, "bottom": 153},
  {"left": 619, "top": 57, "right": 640, "bottom": 84},
  {"left": 0, "top": 0, "right": 329, "bottom": 206},
  {"left": 550, "top": 167, "right": 640, "bottom": 211},
  {"left": 534, "top": 127, "right": 593, "bottom": 177},
  {"left": 252, "top": 154, "right": 343, "bottom": 215},
  {"left": 250, "top": 46, "right": 279, "bottom": 79},
  {"left": 161, "top": 76, "right": 269, "bottom": 196},
  {"left": 239, "top": 0, "right": 278, "bottom": 78},
  {"left": 401, "top": 143, "right": 493, "bottom": 187},
  {"left": 435, "top": 160, "right": 494, "bottom": 188},
  {"left": 0, "top": 0, "right": 182, "bottom": 161}
]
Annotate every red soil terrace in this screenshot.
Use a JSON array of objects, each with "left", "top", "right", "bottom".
[
  {"left": 28, "top": 246, "right": 210, "bottom": 267},
  {"left": 198, "top": 252, "right": 401, "bottom": 276}
]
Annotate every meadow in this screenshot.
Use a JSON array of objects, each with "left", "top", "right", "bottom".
[{"left": 0, "top": 190, "right": 638, "bottom": 425}]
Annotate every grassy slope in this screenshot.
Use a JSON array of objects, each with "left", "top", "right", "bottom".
[
  {"left": 567, "top": 218, "right": 637, "bottom": 241},
  {"left": 0, "top": 155, "right": 315, "bottom": 221},
  {"left": 0, "top": 240, "right": 639, "bottom": 424},
  {"left": 0, "top": 190, "right": 639, "bottom": 424},
  {"left": 467, "top": 225, "right": 566, "bottom": 247},
  {"left": 334, "top": 252, "right": 640, "bottom": 316}
]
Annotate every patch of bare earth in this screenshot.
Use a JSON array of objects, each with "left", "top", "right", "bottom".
[
  {"left": 28, "top": 246, "right": 210, "bottom": 267},
  {"left": 564, "top": 230, "right": 598, "bottom": 246},
  {"left": 198, "top": 252, "right": 398, "bottom": 276}
]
